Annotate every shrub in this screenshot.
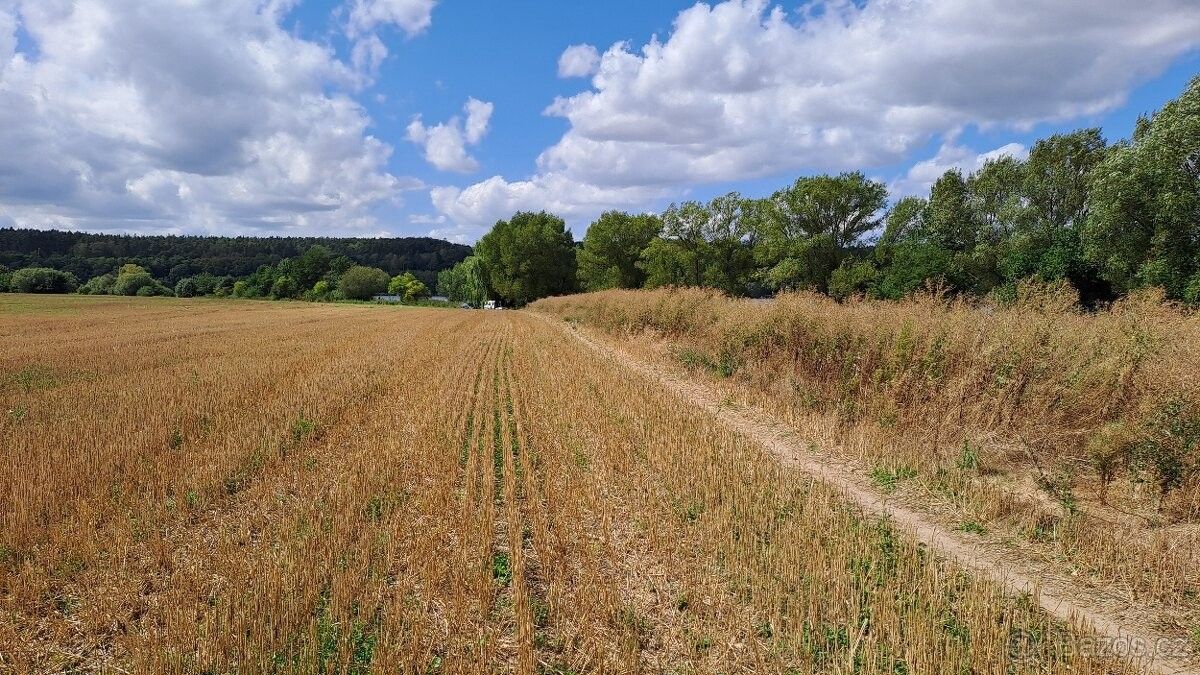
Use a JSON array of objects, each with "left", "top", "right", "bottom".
[
  {"left": 80, "top": 273, "right": 117, "bottom": 295},
  {"left": 270, "top": 276, "right": 298, "bottom": 300},
  {"left": 174, "top": 277, "right": 199, "bottom": 298},
  {"left": 338, "top": 266, "right": 390, "bottom": 300},
  {"left": 10, "top": 267, "right": 79, "bottom": 293},
  {"left": 112, "top": 270, "right": 158, "bottom": 296}
]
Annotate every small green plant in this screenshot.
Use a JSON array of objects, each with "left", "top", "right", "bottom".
[
  {"left": 11, "top": 365, "right": 58, "bottom": 392},
  {"left": 365, "top": 495, "right": 385, "bottom": 523},
  {"left": 531, "top": 597, "right": 550, "bottom": 628},
  {"left": 292, "top": 413, "right": 316, "bottom": 442},
  {"left": 492, "top": 552, "right": 512, "bottom": 586},
  {"left": 1133, "top": 399, "right": 1199, "bottom": 504},
  {"left": 168, "top": 427, "right": 184, "bottom": 451},
  {"left": 957, "top": 520, "right": 986, "bottom": 535},
  {"left": 956, "top": 441, "right": 979, "bottom": 471},
  {"left": 870, "top": 465, "right": 917, "bottom": 493},
  {"left": 1037, "top": 471, "right": 1078, "bottom": 515},
  {"left": 6, "top": 405, "right": 26, "bottom": 422}
]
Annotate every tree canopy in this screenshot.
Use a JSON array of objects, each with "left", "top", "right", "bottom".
[
  {"left": 475, "top": 211, "right": 577, "bottom": 306},
  {"left": 577, "top": 211, "right": 661, "bottom": 291}
]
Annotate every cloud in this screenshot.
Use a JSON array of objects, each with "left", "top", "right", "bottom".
[
  {"left": 557, "top": 44, "right": 600, "bottom": 78},
  {"left": 0, "top": 0, "right": 421, "bottom": 236},
  {"left": 890, "top": 142, "right": 1029, "bottom": 197},
  {"left": 407, "top": 98, "right": 494, "bottom": 173},
  {"left": 429, "top": 174, "right": 669, "bottom": 242},
  {"left": 346, "top": 0, "right": 437, "bottom": 38},
  {"left": 344, "top": 0, "right": 438, "bottom": 77},
  {"left": 433, "top": 0, "right": 1200, "bottom": 236}
]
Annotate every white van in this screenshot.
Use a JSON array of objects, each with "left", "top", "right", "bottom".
[{"left": 484, "top": 300, "right": 497, "bottom": 310}]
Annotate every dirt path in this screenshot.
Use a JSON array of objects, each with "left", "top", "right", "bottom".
[{"left": 542, "top": 315, "right": 1199, "bottom": 675}]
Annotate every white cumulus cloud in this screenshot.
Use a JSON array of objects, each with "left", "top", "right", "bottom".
[
  {"left": 557, "top": 43, "right": 600, "bottom": 78},
  {"left": 407, "top": 98, "right": 494, "bottom": 173},
  {"left": 890, "top": 142, "right": 1029, "bottom": 197},
  {"left": 346, "top": 0, "right": 437, "bottom": 38},
  {"left": 0, "top": 0, "right": 422, "bottom": 235},
  {"left": 433, "top": 0, "right": 1200, "bottom": 236},
  {"left": 344, "top": 0, "right": 438, "bottom": 76}
]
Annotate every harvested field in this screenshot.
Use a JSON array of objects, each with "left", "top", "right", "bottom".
[{"left": 0, "top": 294, "right": 1186, "bottom": 673}]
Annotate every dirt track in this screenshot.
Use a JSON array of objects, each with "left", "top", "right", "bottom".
[{"left": 546, "top": 316, "right": 1200, "bottom": 675}]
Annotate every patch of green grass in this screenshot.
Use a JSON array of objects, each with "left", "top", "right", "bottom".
[
  {"left": 492, "top": 552, "right": 512, "bottom": 586},
  {"left": 291, "top": 414, "right": 316, "bottom": 442},
  {"left": 681, "top": 501, "right": 705, "bottom": 523},
  {"left": 957, "top": 520, "right": 986, "bottom": 535},
  {"left": 9, "top": 364, "right": 59, "bottom": 392},
  {"left": 956, "top": 441, "right": 979, "bottom": 471},
  {"left": 870, "top": 465, "right": 917, "bottom": 493}
]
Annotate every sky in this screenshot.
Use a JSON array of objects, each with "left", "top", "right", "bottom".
[{"left": 0, "top": 0, "right": 1198, "bottom": 243}]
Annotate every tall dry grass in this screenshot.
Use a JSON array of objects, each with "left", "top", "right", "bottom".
[
  {"left": 532, "top": 287, "right": 1200, "bottom": 613},
  {"left": 0, "top": 294, "right": 1145, "bottom": 672}
]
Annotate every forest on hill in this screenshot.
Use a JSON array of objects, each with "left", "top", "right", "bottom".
[{"left": 0, "top": 229, "right": 471, "bottom": 290}]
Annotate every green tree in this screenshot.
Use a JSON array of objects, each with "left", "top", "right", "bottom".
[
  {"left": 1008, "top": 129, "right": 1109, "bottom": 300},
  {"left": 337, "top": 265, "right": 390, "bottom": 300},
  {"left": 270, "top": 276, "right": 298, "bottom": 299},
  {"left": 111, "top": 264, "right": 171, "bottom": 296},
  {"left": 640, "top": 195, "right": 756, "bottom": 295},
  {"left": 969, "top": 156, "right": 1026, "bottom": 240},
  {"left": 438, "top": 256, "right": 488, "bottom": 307},
  {"left": 80, "top": 273, "right": 117, "bottom": 295},
  {"left": 753, "top": 173, "right": 887, "bottom": 292},
  {"left": 295, "top": 245, "right": 333, "bottom": 290},
  {"left": 1085, "top": 77, "right": 1200, "bottom": 300},
  {"left": 475, "top": 211, "right": 577, "bottom": 306},
  {"left": 10, "top": 267, "right": 79, "bottom": 293},
  {"left": 388, "top": 272, "right": 431, "bottom": 302},
  {"left": 577, "top": 211, "right": 661, "bottom": 291},
  {"left": 828, "top": 259, "right": 879, "bottom": 300},
  {"left": 174, "top": 277, "right": 199, "bottom": 298},
  {"left": 923, "top": 169, "right": 978, "bottom": 251}
]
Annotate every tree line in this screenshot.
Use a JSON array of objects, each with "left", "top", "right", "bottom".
[
  {"left": 442, "top": 76, "right": 1200, "bottom": 308},
  {"left": 0, "top": 244, "right": 436, "bottom": 304},
  {"left": 0, "top": 229, "right": 470, "bottom": 290}
]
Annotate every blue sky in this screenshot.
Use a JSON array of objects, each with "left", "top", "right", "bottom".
[{"left": 1, "top": 0, "right": 1198, "bottom": 242}]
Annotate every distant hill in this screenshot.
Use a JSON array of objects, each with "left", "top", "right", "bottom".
[{"left": 0, "top": 228, "right": 471, "bottom": 287}]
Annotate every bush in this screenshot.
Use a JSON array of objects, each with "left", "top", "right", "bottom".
[
  {"left": 10, "top": 267, "right": 79, "bottom": 294},
  {"left": 338, "top": 266, "right": 390, "bottom": 300},
  {"left": 112, "top": 271, "right": 163, "bottom": 296},
  {"left": 270, "top": 276, "right": 298, "bottom": 300},
  {"left": 175, "top": 277, "right": 199, "bottom": 298},
  {"left": 388, "top": 272, "right": 431, "bottom": 303},
  {"left": 0, "top": 271, "right": 13, "bottom": 293},
  {"left": 80, "top": 273, "right": 117, "bottom": 295}
]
